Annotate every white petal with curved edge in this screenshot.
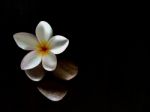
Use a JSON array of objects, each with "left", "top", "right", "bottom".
[
  {"left": 50, "top": 35, "right": 69, "bottom": 54},
  {"left": 13, "top": 32, "right": 38, "bottom": 50},
  {"left": 25, "top": 64, "right": 45, "bottom": 81},
  {"left": 42, "top": 52, "right": 57, "bottom": 71},
  {"left": 21, "top": 51, "right": 42, "bottom": 70},
  {"left": 36, "top": 21, "right": 53, "bottom": 42}
]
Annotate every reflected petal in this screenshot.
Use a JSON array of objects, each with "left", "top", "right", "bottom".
[
  {"left": 37, "top": 79, "right": 67, "bottom": 101},
  {"left": 25, "top": 64, "right": 45, "bottom": 81},
  {"left": 53, "top": 60, "right": 78, "bottom": 80}
]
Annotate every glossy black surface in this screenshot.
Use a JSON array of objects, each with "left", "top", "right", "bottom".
[{"left": 0, "top": 1, "right": 149, "bottom": 112}]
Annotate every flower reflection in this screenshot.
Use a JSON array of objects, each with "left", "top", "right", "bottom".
[{"left": 27, "top": 59, "right": 78, "bottom": 101}]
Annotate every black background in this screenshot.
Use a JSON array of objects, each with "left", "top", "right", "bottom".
[{"left": 0, "top": 1, "right": 149, "bottom": 112}]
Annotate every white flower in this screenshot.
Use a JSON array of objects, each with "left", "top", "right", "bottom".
[{"left": 13, "top": 21, "right": 69, "bottom": 72}]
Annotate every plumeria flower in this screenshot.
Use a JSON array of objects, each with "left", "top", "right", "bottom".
[
  {"left": 13, "top": 21, "right": 78, "bottom": 101},
  {"left": 13, "top": 21, "right": 69, "bottom": 72}
]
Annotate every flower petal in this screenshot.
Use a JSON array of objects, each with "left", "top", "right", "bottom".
[
  {"left": 53, "top": 60, "right": 78, "bottom": 80},
  {"left": 13, "top": 32, "right": 38, "bottom": 50},
  {"left": 25, "top": 64, "right": 45, "bottom": 81},
  {"left": 37, "top": 79, "right": 67, "bottom": 101},
  {"left": 21, "top": 51, "right": 41, "bottom": 70},
  {"left": 35, "top": 21, "right": 53, "bottom": 42},
  {"left": 50, "top": 35, "right": 69, "bottom": 54},
  {"left": 42, "top": 52, "right": 57, "bottom": 71}
]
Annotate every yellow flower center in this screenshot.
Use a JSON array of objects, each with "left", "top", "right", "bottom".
[{"left": 36, "top": 40, "right": 51, "bottom": 56}]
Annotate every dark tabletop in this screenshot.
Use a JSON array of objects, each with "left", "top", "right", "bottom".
[{"left": 0, "top": 1, "right": 149, "bottom": 112}]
